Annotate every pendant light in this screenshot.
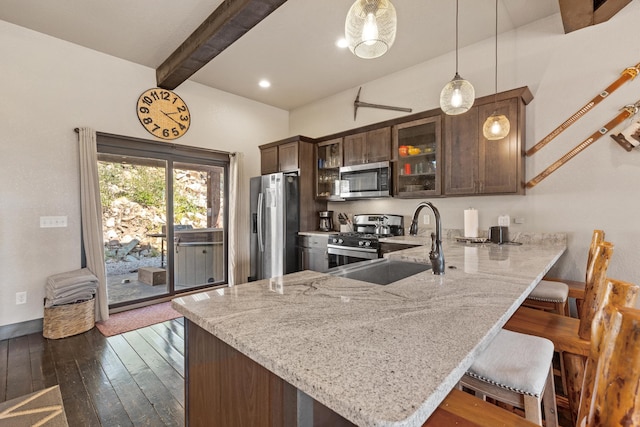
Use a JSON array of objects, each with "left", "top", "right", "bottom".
[
  {"left": 482, "top": 0, "right": 510, "bottom": 140},
  {"left": 345, "top": 0, "right": 397, "bottom": 59},
  {"left": 440, "top": 0, "right": 475, "bottom": 115}
]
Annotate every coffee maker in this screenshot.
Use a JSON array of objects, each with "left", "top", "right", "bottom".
[{"left": 318, "top": 211, "right": 334, "bottom": 232}]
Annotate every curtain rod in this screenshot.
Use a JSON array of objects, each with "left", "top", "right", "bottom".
[{"left": 73, "top": 127, "right": 231, "bottom": 157}]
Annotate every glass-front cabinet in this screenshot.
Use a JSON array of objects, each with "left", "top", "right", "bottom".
[
  {"left": 315, "top": 138, "right": 343, "bottom": 200},
  {"left": 392, "top": 116, "right": 442, "bottom": 197}
]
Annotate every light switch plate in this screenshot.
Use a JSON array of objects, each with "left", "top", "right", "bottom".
[{"left": 40, "top": 216, "right": 68, "bottom": 228}]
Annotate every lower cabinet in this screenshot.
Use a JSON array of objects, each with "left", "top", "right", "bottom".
[
  {"left": 299, "top": 235, "right": 333, "bottom": 272},
  {"left": 186, "top": 320, "right": 356, "bottom": 426}
]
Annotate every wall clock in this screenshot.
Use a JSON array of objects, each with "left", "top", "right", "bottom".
[{"left": 136, "top": 88, "right": 190, "bottom": 140}]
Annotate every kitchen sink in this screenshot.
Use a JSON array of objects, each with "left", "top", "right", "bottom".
[{"left": 327, "top": 258, "right": 431, "bottom": 285}]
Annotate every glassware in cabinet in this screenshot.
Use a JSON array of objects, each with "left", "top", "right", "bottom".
[
  {"left": 392, "top": 116, "right": 442, "bottom": 197},
  {"left": 315, "top": 138, "right": 343, "bottom": 199}
]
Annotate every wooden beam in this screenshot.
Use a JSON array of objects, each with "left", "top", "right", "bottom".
[
  {"left": 156, "top": 0, "right": 288, "bottom": 89},
  {"left": 559, "top": 0, "right": 631, "bottom": 33},
  {"left": 594, "top": 0, "right": 632, "bottom": 24}
]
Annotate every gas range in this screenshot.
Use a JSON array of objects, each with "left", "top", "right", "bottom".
[{"left": 327, "top": 214, "right": 404, "bottom": 263}]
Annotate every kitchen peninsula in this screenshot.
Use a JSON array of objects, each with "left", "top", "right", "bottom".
[{"left": 172, "top": 235, "right": 566, "bottom": 426}]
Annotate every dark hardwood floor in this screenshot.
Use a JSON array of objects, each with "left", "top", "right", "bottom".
[
  {"left": 1, "top": 316, "right": 574, "bottom": 427},
  {"left": 0, "top": 317, "right": 185, "bottom": 426}
]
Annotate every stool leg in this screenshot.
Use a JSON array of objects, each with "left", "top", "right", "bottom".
[
  {"left": 563, "top": 352, "right": 586, "bottom": 425},
  {"left": 542, "top": 365, "right": 559, "bottom": 427},
  {"left": 523, "top": 395, "right": 543, "bottom": 425}
]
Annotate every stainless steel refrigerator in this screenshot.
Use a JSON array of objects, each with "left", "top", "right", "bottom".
[{"left": 249, "top": 172, "right": 299, "bottom": 281}]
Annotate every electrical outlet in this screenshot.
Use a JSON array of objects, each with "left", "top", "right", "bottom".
[
  {"left": 423, "top": 214, "right": 430, "bottom": 225},
  {"left": 16, "top": 292, "right": 27, "bottom": 305}
]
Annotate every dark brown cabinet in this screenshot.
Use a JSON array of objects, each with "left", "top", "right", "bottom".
[
  {"left": 260, "top": 141, "right": 299, "bottom": 174},
  {"left": 277, "top": 141, "right": 299, "bottom": 172},
  {"left": 260, "top": 146, "right": 279, "bottom": 175},
  {"left": 260, "top": 87, "right": 531, "bottom": 204},
  {"left": 444, "top": 87, "right": 531, "bottom": 196},
  {"left": 392, "top": 116, "right": 442, "bottom": 198},
  {"left": 343, "top": 127, "right": 391, "bottom": 166},
  {"left": 259, "top": 136, "right": 327, "bottom": 231}
]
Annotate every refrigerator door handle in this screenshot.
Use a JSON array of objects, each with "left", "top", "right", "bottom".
[{"left": 257, "top": 192, "right": 265, "bottom": 252}]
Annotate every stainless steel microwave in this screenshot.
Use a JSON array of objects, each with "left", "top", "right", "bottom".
[{"left": 339, "top": 161, "right": 391, "bottom": 199}]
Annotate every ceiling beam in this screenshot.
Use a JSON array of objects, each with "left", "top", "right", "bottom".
[
  {"left": 156, "top": 0, "right": 288, "bottom": 89},
  {"left": 558, "top": 0, "right": 631, "bottom": 33}
]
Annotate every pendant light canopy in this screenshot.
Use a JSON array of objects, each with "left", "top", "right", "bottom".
[
  {"left": 483, "top": 0, "right": 510, "bottom": 140},
  {"left": 440, "top": 0, "right": 475, "bottom": 115},
  {"left": 345, "top": 0, "right": 397, "bottom": 59}
]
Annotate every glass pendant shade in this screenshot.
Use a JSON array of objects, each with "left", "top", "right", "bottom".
[
  {"left": 483, "top": 112, "right": 510, "bottom": 140},
  {"left": 440, "top": 73, "right": 475, "bottom": 115},
  {"left": 483, "top": 0, "right": 510, "bottom": 140},
  {"left": 345, "top": 0, "right": 397, "bottom": 59}
]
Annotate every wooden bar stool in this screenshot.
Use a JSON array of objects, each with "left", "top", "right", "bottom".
[
  {"left": 505, "top": 268, "right": 639, "bottom": 424},
  {"left": 459, "top": 329, "right": 557, "bottom": 426},
  {"left": 522, "top": 230, "right": 605, "bottom": 316},
  {"left": 423, "top": 388, "right": 538, "bottom": 427},
  {"left": 577, "top": 305, "right": 640, "bottom": 426},
  {"left": 424, "top": 284, "right": 640, "bottom": 427},
  {"left": 577, "top": 279, "right": 640, "bottom": 425}
]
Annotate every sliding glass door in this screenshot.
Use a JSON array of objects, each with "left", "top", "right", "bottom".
[
  {"left": 172, "top": 162, "right": 226, "bottom": 292},
  {"left": 98, "top": 154, "right": 170, "bottom": 305},
  {"left": 96, "top": 134, "right": 228, "bottom": 308}
]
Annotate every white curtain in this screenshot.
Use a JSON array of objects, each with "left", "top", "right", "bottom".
[
  {"left": 78, "top": 128, "right": 109, "bottom": 321},
  {"left": 228, "top": 152, "right": 249, "bottom": 286}
]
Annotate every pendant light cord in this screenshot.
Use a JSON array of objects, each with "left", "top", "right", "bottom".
[
  {"left": 455, "top": 0, "right": 459, "bottom": 74},
  {"left": 493, "top": 0, "right": 498, "bottom": 107}
]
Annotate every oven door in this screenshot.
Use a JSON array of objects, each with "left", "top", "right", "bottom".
[{"left": 327, "top": 245, "right": 379, "bottom": 267}]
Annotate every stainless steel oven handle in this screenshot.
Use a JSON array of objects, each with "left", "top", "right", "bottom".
[
  {"left": 327, "top": 244, "right": 378, "bottom": 253},
  {"left": 257, "top": 192, "right": 264, "bottom": 252}
]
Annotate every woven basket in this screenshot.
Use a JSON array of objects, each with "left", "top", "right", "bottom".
[{"left": 43, "top": 298, "right": 95, "bottom": 339}]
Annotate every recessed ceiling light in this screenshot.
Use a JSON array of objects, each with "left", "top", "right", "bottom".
[
  {"left": 336, "top": 38, "right": 348, "bottom": 49},
  {"left": 259, "top": 79, "right": 271, "bottom": 88}
]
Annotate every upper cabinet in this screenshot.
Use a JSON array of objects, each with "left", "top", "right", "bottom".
[
  {"left": 260, "top": 141, "right": 299, "bottom": 174},
  {"left": 343, "top": 127, "right": 391, "bottom": 166},
  {"left": 260, "top": 146, "right": 279, "bottom": 175},
  {"left": 444, "top": 87, "right": 532, "bottom": 196},
  {"left": 259, "top": 136, "right": 326, "bottom": 231},
  {"left": 315, "top": 138, "right": 343, "bottom": 200},
  {"left": 259, "top": 87, "right": 532, "bottom": 203},
  {"left": 392, "top": 116, "right": 442, "bottom": 198}
]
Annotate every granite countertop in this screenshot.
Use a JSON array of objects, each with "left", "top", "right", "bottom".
[{"left": 172, "top": 237, "right": 566, "bottom": 427}]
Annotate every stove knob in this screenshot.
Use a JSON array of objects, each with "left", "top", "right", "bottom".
[
  {"left": 365, "top": 241, "right": 371, "bottom": 247},
  {"left": 332, "top": 238, "right": 338, "bottom": 244},
  {"left": 358, "top": 241, "right": 365, "bottom": 246},
  {"left": 338, "top": 238, "right": 344, "bottom": 244}
]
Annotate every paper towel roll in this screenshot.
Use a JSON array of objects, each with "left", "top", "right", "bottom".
[{"left": 464, "top": 208, "right": 478, "bottom": 238}]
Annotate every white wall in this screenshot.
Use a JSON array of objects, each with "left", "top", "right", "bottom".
[
  {"left": 0, "top": 20, "right": 288, "bottom": 328},
  {"left": 290, "top": 3, "right": 640, "bottom": 284}
]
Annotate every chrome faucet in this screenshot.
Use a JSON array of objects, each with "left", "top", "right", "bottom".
[{"left": 409, "top": 202, "right": 445, "bottom": 275}]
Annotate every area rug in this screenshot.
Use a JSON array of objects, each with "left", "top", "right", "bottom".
[
  {"left": 0, "top": 385, "right": 68, "bottom": 427},
  {"left": 95, "top": 302, "right": 182, "bottom": 337}
]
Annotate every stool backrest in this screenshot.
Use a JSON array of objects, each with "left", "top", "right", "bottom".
[
  {"left": 585, "top": 230, "right": 605, "bottom": 279},
  {"left": 578, "top": 240, "right": 613, "bottom": 340},
  {"left": 577, "top": 278, "right": 639, "bottom": 424},
  {"left": 578, "top": 304, "right": 640, "bottom": 426}
]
